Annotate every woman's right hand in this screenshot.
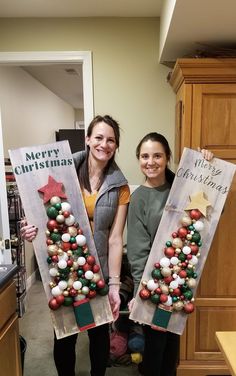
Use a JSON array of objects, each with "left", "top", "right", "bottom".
[
  {"left": 20, "top": 219, "right": 38, "bottom": 242},
  {"left": 128, "top": 298, "right": 135, "bottom": 312}
]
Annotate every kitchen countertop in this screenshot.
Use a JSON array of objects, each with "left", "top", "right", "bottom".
[{"left": 0, "top": 264, "right": 18, "bottom": 289}]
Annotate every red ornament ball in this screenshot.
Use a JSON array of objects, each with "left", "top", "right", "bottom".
[
  {"left": 55, "top": 295, "right": 65, "bottom": 305},
  {"left": 93, "top": 264, "right": 100, "bottom": 273},
  {"left": 160, "top": 294, "right": 168, "bottom": 303},
  {"left": 62, "top": 242, "right": 71, "bottom": 251},
  {"left": 48, "top": 298, "right": 60, "bottom": 310},
  {"left": 71, "top": 243, "right": 78, "bottom": 250},
  {"left": 164, "top": 247, "right": 175, "bottom": 258},
  {"left": 190, "top": 244, "right": 199, "bottom": 255},
  {"left": 97, "top": 279, "right": 106, "bottom": 289},
  {"left": 86, "top": 255, "right": 96, "bottom": 266},
  {"left": 179, "top": 270, "right": 187, "bottom": 278},
  {"left": 190, "top": 209, "right": 202, "bottom": 220},
  {"left": 83, "top": 263, "right": 92, "bottom": 272},
  {"left": 183, "top": 302, "right": 194, "bottom": 314},
  {"left": 87, "top": 290, "right": 97, "bottom": 299},
  {"left": 178, "top": 227, "right": 188, "bottom": 238},
  {"left": 67, "top": 259, "right": 73, "bottom": 267},
  {"left": 47, "top": 220, "right": 58, "bottom": 231},
  {"left": 63, "top": 211, "right": 70, "bottom": 218},
  {"left": 139, "top": 288, "right": 151, "bottom": 300}
]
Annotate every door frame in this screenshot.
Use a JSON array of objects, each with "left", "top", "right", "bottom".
[{"left": 0, "top": 50, "right": 94, "bottom": 130}]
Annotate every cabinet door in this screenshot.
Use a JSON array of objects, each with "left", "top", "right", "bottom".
[
  {"left": 186, "top": 83, "right": 236, "bottom": 361},
  {"left": 0, "top": 314, "right": 22, "bottom": 376}
]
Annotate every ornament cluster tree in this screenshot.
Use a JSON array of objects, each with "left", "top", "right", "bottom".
[
  {"left": 39, "top": 176, "right": 108, "bottom": 330},
  {"left": 139, "top": 198, "right": 207, "bottom": 330}
]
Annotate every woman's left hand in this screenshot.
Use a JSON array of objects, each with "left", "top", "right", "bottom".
[
  {"left": 108, "top": 285, "right": 121, "bottom": 321},
  {"left": 198, "top": 147, "right": 214, "bottom": 161}
]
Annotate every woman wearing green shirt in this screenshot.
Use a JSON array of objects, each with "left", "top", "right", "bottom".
[{"left": 127, "top": 132, "right": 213, "bottom": 376}]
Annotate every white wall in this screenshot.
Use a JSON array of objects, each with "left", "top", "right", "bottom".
[{"left": 0, "top": 66, "right": 75, "bottom": 156}]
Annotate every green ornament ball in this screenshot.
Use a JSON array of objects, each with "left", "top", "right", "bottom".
[
  {"left": 54, "top": 203, "right": 62, "bottom": 211},
  {"left": 47, "top": 256, "right": 52, "bottom": 264},
  {"left": 186, "top": 269, "right": 194, "bottom": 278},
  {"left": 97, "top": 284, "right": 109, "bottom": 296},
  {"left": 178, "top": 252, "right": 186, "bottom": 261},
  {"left": 151, "top": 268, "right": 162, "bottom": 280},
  {"left": 79, "top": 278, "right": 89, "bottom": 287},
  {"left": 150, "top": 294, "right": 160, "bottom": 304},
  {"left": 77, "top": 269, "right": 84, "bottom": 277},
  {"left": 50, "top": 232, "right": 61, "bottom": 243},
  {"left": 191, "top": 232, "right": 201, "bottom": 243},
  {"left": 47, "top": 206, "right": 59, "bottom": 219},
  {"left": 75, "top": 248, "right": 83, "bottom": 257},
  {"left": 89, "top": 282, "right": 97, "bottom": 290},
  {"left": 63, "top": 296, "right": 73, "bottom": 306},
  {"left": 183, "top": 290, "right": 193, "bottom": 300},
  {"left": 166, "top": 241, "right": 172, "bottom": 247}
]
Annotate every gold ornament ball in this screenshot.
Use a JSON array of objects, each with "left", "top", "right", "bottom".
[
  {"left": 172, "top": 238, "right": 183, "bottom": 249},
  {"left": 173, "top": 301, "right": 184, "bottom": 311}
]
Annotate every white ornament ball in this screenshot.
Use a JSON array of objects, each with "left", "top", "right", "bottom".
[
  {"left": 73, "top": 281, "right": 82, "bottom": 290},
  {"left": 160, "top": 257, "right": 171, "bottom": 268},
  {"left": 193, "top": 220, "right": 204, "bottom": 232},
  {"left": 61, "top": 202, "right": 71, "bottom": 212},
  {"left": 189, "top": 255, "right": 198, "bottom": 265},
  {"left": 50, "top": 196, "right": 61, "bottom": 205},
  {"left": 51, "top": 286, "right": 62, "bottom": 297},
  {"left": 147, "top": 279, "right": 159, "bottom": 291},
  {"left": 170, "top": 257, "right": 179, "bottom": 265},
  {"left": 76, "top": 234, "right": 87, "bottom": 246},
  {"left": 56, "top": 214, "right": 65, "bottom": 223},
  {"left": 49, "top": 268, "right": 58, "bottom": 277},
  {"left": 74, "top": 294, "right": 86, "bottom": 301},
  {"left": 85, "top": 271, "right": 94, "bottom": 280},
  {"left": 182, "top": 246, "right": 191, "bottom": 255},
  {"left": 61, "top": 233, "right": 71, "bottom": 242},
  {"left": 82, "top": 286, "right": 89, "bottom": 295},
  {"left": 176, "top": 276, "right": 185, "bottom": 285},
  {"left": 58, "top": 259, "right": 67, "bottom": 269},
  {"left": 65, "top": 215, "right": 75, "bottom": 226},
  {"left": 169, "top": 280, "right": 179, "bottom": 289},
  {"left": 172, "top": 237, "right": 183, "bottom": 249},
  {"left": 164, "top": 295, "right": 173, "bottom": 306},
  {"left": 78, "top": 257, "right": 86, "bottom": 266},
  {"left": 59, "top": 253, "right": 68, "bottom": 261},
  {"left": 58, "top": 280, "right": 68, "bottom": 290}
]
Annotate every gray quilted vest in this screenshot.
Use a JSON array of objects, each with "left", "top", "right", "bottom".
[{"left": 73, "top": 151, "right": 128, "bottom": 279}]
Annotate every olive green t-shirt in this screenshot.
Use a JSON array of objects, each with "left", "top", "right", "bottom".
[{"left": 127, "top": 183, "right": 170, "bottom": 295}]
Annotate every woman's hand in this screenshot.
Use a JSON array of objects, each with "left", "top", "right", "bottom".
[
  {"left": 20, "top": 219, "right": 38, "bottom": 242},
  {"left": 108, "top": 284, "right": 121, "bottom": 321},
  {"left": 128, "top": 298, "right": 135, "bottom": 312},
  {"left": 198, "top": 147, "right": 214, "bottom": 161}
]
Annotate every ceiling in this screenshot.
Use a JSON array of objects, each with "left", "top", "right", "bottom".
[{"left": 1, "top": 0, "right": 236, "bottom": 109}]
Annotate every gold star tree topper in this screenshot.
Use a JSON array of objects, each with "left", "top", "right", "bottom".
[{"left": 185, "top": 191, "right": 211, "bottom": 217}]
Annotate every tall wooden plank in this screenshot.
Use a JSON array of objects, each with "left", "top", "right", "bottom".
[
  {"left": 130, "top": 148, "right": 236, "bottom": 335},
  {"left": 9, "top": 141, "right": 113, "bottom": 338}
]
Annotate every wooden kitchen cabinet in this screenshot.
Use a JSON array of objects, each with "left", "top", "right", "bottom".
[
  {"left": 169, "top": 58, "right": 236, "bottom": 376},
  {"left": 0, "top": 279, "right": 22, "bottom": 376}
]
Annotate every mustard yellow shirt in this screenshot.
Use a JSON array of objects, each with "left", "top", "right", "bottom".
[{"left": 82, "top": 185, "right": 130, "bottom": 230}]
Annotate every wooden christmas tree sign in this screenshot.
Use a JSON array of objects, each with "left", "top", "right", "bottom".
[
  {"left": 9, "top": 141, "right": 113, "bottom": 339},
  {"left": 130, "top": 148, "right": 236, "bottom": 335}
]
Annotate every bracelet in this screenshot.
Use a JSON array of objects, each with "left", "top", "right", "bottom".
[
  {"left": 109, "top": 275, "right": 120, "bottom": 279},
  {"left": 108, "top": 281, "right": 121, "bottom": 286}
]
